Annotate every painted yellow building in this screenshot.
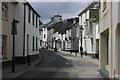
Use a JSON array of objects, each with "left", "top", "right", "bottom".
[
  {"left": 1, "top": 2, "right": 17, "bottom": 62},
  {"left": 99, "top": 0, "right": 120, "bottom": 78}
]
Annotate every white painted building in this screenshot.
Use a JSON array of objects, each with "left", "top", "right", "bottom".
[
  {"left": 42, "top": 26, "right": 48, "bottom": 48},
  {"left": 99, "top": 1, "right": 120, "bottom": 78},
  {"left": 58, "top": 18, "right": 79, "bottom": 52},
  {"left": 47, "top": 14, "right": 62, "bottom": 50},
  {"left": 60, "top": 34, "right": 64, "bottom": 50},
  {"left": 53, "top": 32, "right": 62, "bottom": 50},
  {"left": 95, "top": 20, "right": 100, "bottom": 59},
  {"left": 40, "top": 21, "right": 51, "bottom": 49},
  {"left": 78, "top": 1, "right": 99, "bottom": 58},
  {"left": 14, "top": 2, "right": 41, "bottom": 63},
  {"left": 39, "top": 24, "right": 43, "bottom": 49},
  {"left": 39, "top": 21, "right": 53, "bottom": 49},
  {"left": 65, "top": 29, "right": 71, "bottom": 50}
]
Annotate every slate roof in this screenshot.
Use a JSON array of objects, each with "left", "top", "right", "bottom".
[
  {"left": 58, "top": 17, "right": 79, "bottom": 34},
  {"left": 47, "top": 20, "right": 62, "bottom": 30},
  {"left": 45, "top": 17, "right": 79, "bottom": 35}
]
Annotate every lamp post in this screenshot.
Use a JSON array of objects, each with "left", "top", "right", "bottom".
[{"left": 80, "top": 25, "right": 84, "bottom": 57}]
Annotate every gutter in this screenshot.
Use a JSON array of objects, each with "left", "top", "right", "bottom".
[
  {"left": 110, "top": 1, "right": 113, "bottom": 78},
  {"left": 23, "top": 3, "right": 26, "bottom": 58},
  {"left": 24, "top": 2, "right": 41, "bottom": 18},
  {"left": 110, "top": 1, "right": 117, "bottom": 78}
]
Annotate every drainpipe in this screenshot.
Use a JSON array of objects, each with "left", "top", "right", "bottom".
[
  {"left": 110, "top": 1, "right": 114, "bottom": 78},
  {"left": 23, "top": 3, "right": 26, "bottom": 63}
]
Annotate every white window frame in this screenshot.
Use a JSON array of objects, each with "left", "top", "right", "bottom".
[{"left": 2, "top": 2, "right": 8, "bottom": 20}]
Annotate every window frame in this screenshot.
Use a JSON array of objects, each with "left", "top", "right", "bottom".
[
  {"left": 2, "top": 2, "right": 8, "bottom": 20},
  {"left": 36, "top": 37, "right": 38, "bottom": 50},
  {"left": 28, "top": 7, "right": 31, "bottom": 23},
  {"left": 36, "top": 16, "right": 38, "bottom": 28},
  {"left": 102, "top": 0, "right": 107, "bottom": 12},
  {"left": 40, "top": 40, "right": 42, "bottom": 46},
  {"left": 32, "top": 12, "right": 35, "bottom": 25},
  {"left": 44, "top": 34, "right": 46, "bottom": 39},
  {"left": 32, "top": 36, "right": 35, "bottom": 51},
  {"left": 2, "top": 35, "right": 7, "bottom": 59}
]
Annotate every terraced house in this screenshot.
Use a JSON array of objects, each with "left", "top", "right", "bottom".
[
  {"left": 99, "top": 0, "right": 120, "bottom": 78},
  {"left": 1, "top": 1, "right": 42, "bottom": 64},
  {"left": 1, "top": 2, "right": 17, "bottom": 62},
  {"left": 47, "top": 14, "right": 62, "bottom": 50},
  {"left": 78, "top": 1, "right": 99, "bottom": 58},
  {"left": 14, "top": 2, "right": 41, "bottom": 63},
  {"left": 59, "top": 17, "right": 79, "bottom": 52}
]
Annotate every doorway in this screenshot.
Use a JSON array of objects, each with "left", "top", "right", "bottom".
[
  {"left": 2, "top": 35, "right": 7, "bottom": 59},
  {"left": 100, "top": 29, "right": 109, "bottom": 69},
  {"left": 27, "top": 34, "right": 31, "bottom": 64},
  {"left": 96, "top": 39, "right": 99, "bottom": 59},
  {"left": 27, "top": 34, "right": 29, "bottom": 56},
  {"left": 115, "top": 24, "right": 120, "bottom": 78},
  {"left": 117, "top": 25, "right": 120, "bottom": 78}
]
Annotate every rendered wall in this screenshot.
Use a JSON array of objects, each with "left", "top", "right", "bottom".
[{"left": 2, "top": 2, "right": 16, "bottom": 61}]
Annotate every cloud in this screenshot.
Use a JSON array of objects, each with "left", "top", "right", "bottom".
[{"left": 30, "top": 2, "right": 90, "bottom": 23}]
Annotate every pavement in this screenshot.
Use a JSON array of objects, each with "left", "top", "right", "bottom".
[
  {"left": 2, "top": 54, "right": 41, "bottom": 80},
  {"left": 57, "top": 50, "right": 101, "bottom": 78},
  {"left": 2, "top": 49, "right": 103, "bottom": 80}
]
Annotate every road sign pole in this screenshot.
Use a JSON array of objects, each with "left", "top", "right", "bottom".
[
  {"left": 11, "top": 19, "right": 19, "bottom": 72},
  {"left": 12, "top": 33, "right": 15, "bottom": 72}
]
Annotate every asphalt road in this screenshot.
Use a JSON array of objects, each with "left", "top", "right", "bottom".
[{"left": 15, "top": 49, "right": 102, "bottom": 79}]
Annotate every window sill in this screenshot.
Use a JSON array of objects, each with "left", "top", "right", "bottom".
[
  {"left": 2, "top": 17, "right": 8, "bottom": 21},
  {"left": 2, "top": 57, "right": 7, "bottom": 61},
  {"left": 1, "top": 58, "right": 8, "bottom": 62},
  {"left": 106, "top": 65, "right": 109, "bottom": 71},
  {"left": 33, "top": 49, "right": 38, "bottom": 51}
]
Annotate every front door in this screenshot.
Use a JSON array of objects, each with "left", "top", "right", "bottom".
[
  {"left": 27, "top": 34, "right": 29, "bottom": 56},
  {"left": 2, "top": 35, "right": 7, "bottom": 59}
]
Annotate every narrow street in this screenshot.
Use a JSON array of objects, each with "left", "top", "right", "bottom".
[
  {"left": 1, "top": 1, "right": 120, "bottom": 79},
  {"left": 15, "top": 49, "right": 102, "bottom": 79}
]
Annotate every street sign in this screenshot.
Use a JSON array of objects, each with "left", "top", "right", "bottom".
[
  {"left": 11, "top": 20, "right": 19, "bottom": 35},
  {"left": 11, "top": 29, "right": 17, "bottom": 35}
]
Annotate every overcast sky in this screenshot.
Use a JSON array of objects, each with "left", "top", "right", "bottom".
[{"left": 30, "top": 2, "right": 91, "bottom": 23}]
